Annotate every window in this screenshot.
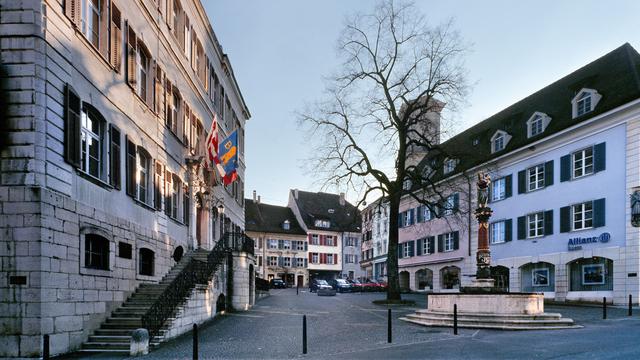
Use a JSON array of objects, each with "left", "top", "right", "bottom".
[
  {"left": 576, "top": 92, "right": 592, "bottom": 117},
  {"left": 527, "top": 164, "right": 545, "bottom": 192},
  {"left": 491, "top": 130, "right": 511, "bottom": 153},
  {"left": 136, "top": 47, "right": 149, "bottom": 101},
  {"left": 166, "top": 88, "right": 180, "bottom": 135},
  {"left": 527, "top": 212, "right": 544, "bottom": 238},
  {"left": 491, "top": 221, "right": 506, "bottom": 244},
  {"left": 492, "top": 177, "right": 506, "bottom": 201},
  {"left": 403, "top": 243, "right": 411, "bottom": 258},
  {"left": 139, "top": 248, "right": 155, "bottom": 276},
  {"left": 422, "top": 206, "right": 431, "bottom": 221},
  {"left": 325, "top": 236, "right": 334, "bottom": 246},
  {"left": 532, "top": 268, "right": 550, "bottom": 287},
  {"left": 296, "top": 258, "right": 305, "bottom": 267},
  {"left": 172, "top": 0, "right": 180, "bottom": 36},
  {"left": 572, "top": 89, "right": 601, "bottom": 118},
  {"left": 314, "top": 219, "right": 330, "bottom": 228},
  {"left": 573, "top": 147, "right": 594, "bottom": 179},
  {"left": 529, "top": 114, "right": 543, "bottom": 137},
  {"left": 311, "top": 253, "right": 319, "bottom": 264},
  {"left": 444, "top": 233, "right": 454, "bottom": 252},
  {"left": 402, "top": 179, "right": 412, "bottom": 191},
  {"left": 294, "top": 241, "right": 305, "bottom": 251},
  {"left": 267, "top": 256, "right": 278, "bottom": 266},
  {"left": 136, "top": 149, "right": 150, "bottom": 204},
  {"left": 85, "top": 234, "right": 109, "bottom": 270},
  {"left": 420, "top": 237, "right": 432, "bottom": 254},
  {"left": 327, "top": 254, "right": 334, "bottom": 264},
  {"left": 493, "top": 134, "right": 504, "bottom": 152},
  {"left": 283, "top": 220, "right": 290, "bottom": 230},
  {"left": 81, "top": 0, "right": 101, "bottom": 48},
  {"left": 118, "top": 242, "right": 132, "bottom": 259},
  {"left": 267, "top": 239, "right": 278, "bottom": 249},
  {"left": 170, "top": 175, "right": 180, "bottom": 219},
  {"left": 310, "top": 235, "right": 319, "bottom": 245},
  {"left": 282, "top": 240, "right": 291, "bottom": 250},
  {"left": 403, "top": 210, "right": 412, "bottom": 227},
  {"left": 80, "top": 108, "right": 103, "bottom": 179},
  {"left": 444, "top": 159, "right": 456, "bottom": 174},
  {"left": 572, "top": 201, "right": 593, "bottom": 231},
  {"left": 443, "top": 194, "right": 457, "bottom": 216},
  {"left": 283, "top": 257, "right": 291, "bottom": 267}
]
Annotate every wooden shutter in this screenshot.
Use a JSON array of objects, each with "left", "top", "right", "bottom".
[
  {"left": 64, "top": 84, "right": 81, "bottom": 167},
  {"left": 125, "top": 137, "right": 136, "bottom": 197},
  {"left": 517, "top": 170, "right": 526, "bottom": 194},
  {"left": 408, "top": 240, "right": 415, "bottom": 257},
  {"left": 505, "top": 174, "right": 513, "bottom": 198},
  {"left": 593, "top": 198, "right": 606, "bottom": 228},
  {"left": 544, "top": 210, "right": 553, "bottom": 236},
  {"left": 453, "top": 193, "right": 460, "bottom": 212},
  {"left": 109, "top": 124, "right": 121, "bottom": 189},
  {"left": 166, "top": 0, "right": 173, "bottom": 29},
  {"left": 560, "top": 154, "right": 571, "bottom": 182},
  {"left": 560, "top": 206, "right": 571, "bottom": 233},
  {"left": 110, "top": 3, "right": 122, "bottom": 71},
  {"left": 164, "top": 79, "right": 172, "bottom": 127},
  {"left": 505, "top": 219, "right": 513, "bottom": 242},
  {"left": 437, "top": 235, "right": 444, "bottom": 253},
  {"left": 154, "top": 162, "right": 162, "bottom": 210},
  {"left": 183, "top": 104, "right": 190, "bottom": 146},
  {"left": 397, "top": 244, "right": 403, "bottom": 259},
  {"left": 164, "top": 169, "right": 172, "bottom": 216},
  {"left": 517, "top": 216, "right": 526, "bottom": 240},
  {"left": 428, "top": 237, "right": 435, "bottom": 254},
  {"left": 453, "top": 232, "right": 459, "bottom": 250},
  {"left": 177, "top": 7, "right": 185, "bottom": 49},
  {"left": 544, "top": 160, "right": 554, "bottom": 187},
  {"left": 416, "top": 239, "right": 423, "bottom": 256},
  {"left": 126, "top": 24, "right": 137, "bottom": 87},
  {"left": 594, "top": 142, "right": 606, "bottom": 172},
  {"left": 155, "top": 65, "right": 165, "bottom": 116},
  {"left": 65, "top": 0, "right": 81, "bottom": 27},
  {"left": 416, "top": 206, "right": 423, "bottom": 223},
  {"left": 99, "top": 0, "right": 109, "bottom": 59}
]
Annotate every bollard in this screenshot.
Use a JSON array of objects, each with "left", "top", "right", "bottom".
[
  {"left": 297, "top": 283, "right": 299, "bottom": 295},
  {"left": 43, "top": 334, "right": 49, "bottom": 360},
  {"left": 387, "top": 308, "right": 392, "bottom": 343},
  {"left": 453, "top": 304, "right": 458, "bottom": 335},
  {"left": 629, "top": 295, "right": 633, "bottom": 317},
  {"left": 193, "top": 324, "right": 198, "bottom": 360},
  {"left": 302, "top": 315, "right": 307, "bottom": 354},
  {"left": 603, "top": 297, "right": 607, "bottom": 320}
]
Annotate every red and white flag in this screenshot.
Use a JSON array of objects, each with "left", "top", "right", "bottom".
[{"left": 205, "top": 114, "right": 220, "bottom": 169}]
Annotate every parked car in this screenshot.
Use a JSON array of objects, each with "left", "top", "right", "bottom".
[
  {"left": 310, "top": 279, "right": 333, "bottom": 293},
  {"left": 270, "top": 279, "right": 287, "bottom": 289},
  {"left": 347, "top": 279, "right": 365, "bottom": 292},
  {"left": 361, "top": 279, "right": 380, "bottom": 292},
  {"left": 375, "top": 280, "right": 388, "bottom": 292},
  {"left": 329, "top": 279, "right": 352, "bottom": 293}
]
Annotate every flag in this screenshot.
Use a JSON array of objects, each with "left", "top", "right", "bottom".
[
  {"left": 217, "top": 130, "right": 238, "bottom": 185},
  {"left": 205, "top": 114, "right": 219, "bottom": 169}
]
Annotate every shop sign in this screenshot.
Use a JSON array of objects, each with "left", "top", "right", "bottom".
[{"left": 568, "top": 232, "right": 610, "bottom": 251}]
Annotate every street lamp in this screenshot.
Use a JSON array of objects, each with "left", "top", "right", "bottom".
[{"left": 217, "top": 203, "right": 225, "bottom": 245}]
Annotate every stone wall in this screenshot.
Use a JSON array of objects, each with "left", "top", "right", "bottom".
[{"left": 230, "top": 252, "right": 255, "bottom": 311}]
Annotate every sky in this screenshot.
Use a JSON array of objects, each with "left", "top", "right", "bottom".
[{"left": 204, "top": 0, "right": 640, "bottom": 207}]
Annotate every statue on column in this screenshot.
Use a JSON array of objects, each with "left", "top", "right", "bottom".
[{"left": 469, "top": 172, "right": 495, "bottom": 289}]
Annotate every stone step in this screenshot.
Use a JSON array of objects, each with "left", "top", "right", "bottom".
[
  {"left": 101, "top": 322, "right": 143, "bottom": 330},
  {"left": 106, "top": 317, "right": 142, "bottom": 325},
  {"left": 88, "top": 335, "right": 131, "bottom": 343},
  {"left": 415, "top": 310, "right": 565, "bottom": 320},
  {"left": 82, "top": 342, "right": 130, "bottom": 351},
  {"left": 405, "top": 313, "right": 576, "bottom": 326},
  {"left": 401, "top": 316, "right": 582, "bottom": 330}
]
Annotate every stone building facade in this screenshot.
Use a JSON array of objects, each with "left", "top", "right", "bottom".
[{"left": 0, "top": 0, "right": 252, "bottom": 357}]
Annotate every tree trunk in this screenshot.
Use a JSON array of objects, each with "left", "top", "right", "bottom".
[{"left": 386, "top": 193, "right": 401, "bottom": 300}]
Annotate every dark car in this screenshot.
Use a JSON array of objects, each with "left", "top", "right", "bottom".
[
  {"left": 347, "top": 279, "right": 365, "bottom": 292},
  {"left": 270, "top": 279, "right": 287, "bottom": 289},
  {"left": 329, "top": 279, "right": 352, "bottom": 293},
  {"left": 310, "top": 279, "right": 333, "bottom": 293}
]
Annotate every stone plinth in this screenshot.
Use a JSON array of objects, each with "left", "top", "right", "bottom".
[{"left": 429, "top": 293, "right": 544, "bottom": 315}]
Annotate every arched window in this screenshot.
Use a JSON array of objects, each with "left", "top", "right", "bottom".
[
  {"left": 568, "top": 257, "right": 613, "bottom": 291},
  {"left": 139, "top": 248, "right": 155, "bottom": 276},
  {"left": 85, "top": 234, "right": 110, "bottom": 270},
  {"left": 80, "top": 105, "right": 106, "bottom": 179}
]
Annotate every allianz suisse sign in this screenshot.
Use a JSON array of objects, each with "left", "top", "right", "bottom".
[{"left": 567, "top": 232, "right": 611, "bottom": 251}]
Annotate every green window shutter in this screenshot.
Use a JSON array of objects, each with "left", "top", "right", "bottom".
[
  {"left": 505, "top": 219, "right": 513, "bottom": 242},
  {"left": 593, "top": 198, "right": 606, "bottom": 227},
  {"left": 125, "top": 137, "right": 136, "bottom": 197},
  {"left": 109, "top": 124, "right": 122, "bottom": 189},
  {"left": 437, "top": 235, "right": 444, "bottom": 252},
  {"left": 560, "top": 155, "right": 571, "bottom": 182},
  {"left": 517, "top": 216, "right": 526, "bottom": 240},
  {"left": 409, "top": 241, "right": 415, "bottom": 257},
  {"left": 594, "top": 142, "right": 606, "bottom": 172},
  {"left": 517, "top": 170, "right": 526, "bottom": 194},
  {"left": 544, "top": 160, "right": 554, "bottom": 187},
  {"left": 416, "top": 206, "right": 423, "bottom": 223},
  {"left": 409, "top": 209, "right": 415, "bottom": 225},
  {"left": 544, "top": 210, "right": 553, "bottom": 236},
  {"left": 398, "top": 213, "right": 403, "bottom": 228},
  {"left": 416, "top": 239, "right": 423, "bottom": 256},
  {"left": 453, "top": 231, "right": 459, "bottom": 250},
  {"left": 453, "top": 193, "right": 460, "bottom": 212},
  {"left": 560, "top": 206, "right": 571, "bottom": 233},
  {"left": 64, "top": 84, "right": 82, "bottom": 168},
  {"left": 505, "top": 175, "right": 513, "bottom": 198},
  {"left": 428, "top": 237, "right": 435, "bottom": 254},
  {"left": 397, "top": 244, "right": 403, "bottom": 259}
]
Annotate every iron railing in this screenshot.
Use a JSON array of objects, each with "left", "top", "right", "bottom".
[
  {"left": 255, "top": 277, "right": 270, "bottom": 291},
  {"left": 141, "top": 232, "right": 255, "bottom": 339}
]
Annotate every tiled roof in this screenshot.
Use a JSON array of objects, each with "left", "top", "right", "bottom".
[
  {"left": 291, "top": 190, "right": 361, "bottom": 232},
  {"left": 245, "top": 200, "right": 306, "bottom": 235}
]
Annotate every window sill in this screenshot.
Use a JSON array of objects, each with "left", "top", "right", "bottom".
[
  {"left": 569, "top": 226, "right": 595, "bottom": 233},
  {"left": 80, "top": 266, "right": 112, "bottom": 278},
  {"left": 571, "top": 172, "right": 596, "bottom": 181},
  {"left": 167, "top": 215, "right": 187, "bottom": 227},
  {"left": 76, "top": 169, "right": 114, "bottom": 191},
  {"left": 132, "top": 198, "right": 156, "bottom": 212}
]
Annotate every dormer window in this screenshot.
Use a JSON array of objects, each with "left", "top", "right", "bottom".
[
  {"left": 490, "top": 130, "right": 511, "bottom": 153},
  {"left": 328, "top": 209, "right": 335, "bottom": 214},
  {"left": 443, "top": 159, "right": 457, "bottom": 174},
  {"left": 571, "top": 88, "right": 602, "bottom": 118},
  {"left": 402, "top": 179, "right": 412, "bottom": 191},
  {"left": 526, "top": 112, "right": 551, "bottom": 138},
  {"left": 314, "top": 219, "right": 330, "bottom": 228},
  {"left": 283, "top": 220, "right": 290, "bottom": 230}
]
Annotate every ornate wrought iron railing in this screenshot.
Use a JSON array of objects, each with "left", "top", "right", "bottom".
[{"left": 224, "top": 231, "right": 255, "bottom": 256}]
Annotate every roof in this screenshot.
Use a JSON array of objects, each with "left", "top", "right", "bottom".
[
  {"left": 291, "top": 190, "right": 362, "bottom": 232},
  {"left": 245, "top": 200, "right": 306, "bottom": 235},
  {"left": 419, "top": 43, "right": 640, "bottom": 179}
]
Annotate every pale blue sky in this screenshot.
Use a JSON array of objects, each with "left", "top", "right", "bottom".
[{"left": 204, "top": 1, "right": 640, "bottom": 206}]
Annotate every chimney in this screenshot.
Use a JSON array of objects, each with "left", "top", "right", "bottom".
[
  {"left": 257, "top": 195, "right": 261, "bottom": 204},
  {"left": 253, "top": 190, "right": 257, "bottom": 202},
  {"left": 294, "top": 189, "right": 299, "bottom": 199},
  {"left": 339, "top": 192, "right": 345, "bottom": 206}
]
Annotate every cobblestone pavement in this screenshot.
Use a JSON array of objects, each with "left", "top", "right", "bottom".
[{"left": 66, "top": 289, "right": 640, "bottom": 359}]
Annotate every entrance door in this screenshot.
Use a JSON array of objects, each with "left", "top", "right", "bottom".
[
  {"left": 196, "top": 206, "right": 203, "bottom": 248},
  {"left": 297, "top": 275, "right": 304, "bottom": 288},
  {"left": 285, "top": 274, "right": 295, "bottom": 287}
]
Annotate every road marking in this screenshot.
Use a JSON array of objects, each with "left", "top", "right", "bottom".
[{"left": 224, "top": 313, "right": 264, "bottom": 318}]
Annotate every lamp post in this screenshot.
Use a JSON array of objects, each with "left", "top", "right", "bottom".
[{"left": 217, "top": 203, "right": 225, "bottom": 246}]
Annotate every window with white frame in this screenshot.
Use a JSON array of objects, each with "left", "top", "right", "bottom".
[
  {"left": 530, "top": 114, "right": 543, "bottom": 137},
  {"left": 327, "top": 253, "right": 334, "bottom": 264},
  {"left": 423, "top": 206, "right": 431, "bottom": 221},
  {"left": 403, "top": 243, "right": 411, "bottom": 257},
  {"left": 267, "top": 256, "right": 278, "bottom": 266},
  {"left": 421, "top": 237, "right": 431, "bottom": 254},
  {"left": 490, "top": 221, "right": 506, "bottom": 244},
  {"left": 491, "top": 177, "right": 506, "bottom": 201},
  {"left": 296, "top": 257, "right": 305, "bottom": 267},
  {"left": 80, "top": 109, "right": 103, "bottom": 179},
  {"left": 444, "top": 159, "right": 456, "bottom": 174},
  {"left": 311, "top": 253, "right": 319, "bottom": 263},
  {"left": 444, "top": 233, "right": 454, "bottom": 252},
  {"left": 527, "top": 212, "right": 544, "bottom": 238},
  {"left": 527, "top": 164, "right": 545, "bottom": 191},
  {"left": 81, "top": 0, "right": 101, "bottom": 48},
  {"left": 572, "top": 201, "right": 593, "bottom": 231},
  {"left": 402, "top": 179, "right": 412, "bottom": 191},
  {"left": 576, "top": 92, "right": 592, "bottom": 117},
  {"left": 493, "top": 134, "right": 505, "bottom": 152},
  {"left": 267, "top": 239, "right": 278, "bottom": 249},
  {"left": 572, "top": 89, "right": 601, "bottom": 118},
  {"left": 283, "top": 257, "right": 291, "bottom": 267},
  {"left": 294, "top": 241, "right": 305, "bottom": 251},
  {"left": 403, "top": 210, "right": 412, "bottom": 227},
  {"left": 325, "top": 235, "right": 335, "bottom": 246},
  {"left": 136, "top": 150, "right": 150, "bottom": 204},
  {"left": 310, "top": 234, "right": 319, "bottom": 245},
  {"left": 282, "top": 240, "right": 291, "bottom": 250},
  {"left": 170, "top": 175, "right": 180, "bottom": 219},
  {"left": 573, "top": 147, "right": 594, "bottom": 179},
  {"left": 314, "top": 219, "right": 330, "bottom": 228},
  {"left": 443, "top": 194, "right": 456, "bottom": 216}
]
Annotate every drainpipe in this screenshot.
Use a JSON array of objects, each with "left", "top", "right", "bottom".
[{"left": 468, "top": 176, "right": 472, "bottom": 257}]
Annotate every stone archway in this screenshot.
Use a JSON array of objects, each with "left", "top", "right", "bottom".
[
  {"left": 520, "top": 262, "right": 555, "bottom": 292},
  {"left": 440, "top": 266, "right": 460, "bottom": 290},
  {"left": 490, "top": 265, "right": 510, "bottom": 292},
  {"left": 399, "top": 271, "right": 410, "bottom": 292},
  {"left": 216, "top": 294, "right": 226, "bottom": 313},
  {"left": 567, "top": 257, "right": 613, "bottom": 292},
  {"left": 415, "top": 268, "right": 433, "bottom": 290}
]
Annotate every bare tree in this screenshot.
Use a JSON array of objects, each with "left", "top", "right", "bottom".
[{"left": 299, "top": 0, "right": 470, "bottom": 300}]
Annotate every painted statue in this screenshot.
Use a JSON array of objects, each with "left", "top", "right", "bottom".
[{"left": 477, "top": 172, "right": 491, "bottom": 209}]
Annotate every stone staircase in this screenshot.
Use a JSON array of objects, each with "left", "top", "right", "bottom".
[
  {"left": 400, "top": 309, "right": 582, "bottom": 330},
  {"left": 80, "top": 249, "right": 213, "bottom": 353}
]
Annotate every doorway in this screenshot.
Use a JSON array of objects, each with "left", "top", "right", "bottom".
[{"left": 297, "top": 275, "right": 304, "bottom": 288}]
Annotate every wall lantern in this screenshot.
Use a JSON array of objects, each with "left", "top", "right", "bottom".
[{"left": 632, "top": 190, "right": 640, "bottom": 227}]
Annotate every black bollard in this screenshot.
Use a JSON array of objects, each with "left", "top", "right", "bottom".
[
  {"left": 193, "top": 324, "right": 198, "bottom": 360},
  {"left": 297, "top": 283, "right": 299, "bottom": 295},
  {"left": 43, "top": 334, "right": 49, "bottom": 360},
  {"left": 603, "top": 297, "right": 607, "bottom": 320},
  {"left": 453, "top": 304, "right": 458, "bottom": 335},
  {"left": 387, "top": 308, "right": 392, "bottom": 343},
  {"left": 302, "top": 315, "right": 307, "bottom": 354}
]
